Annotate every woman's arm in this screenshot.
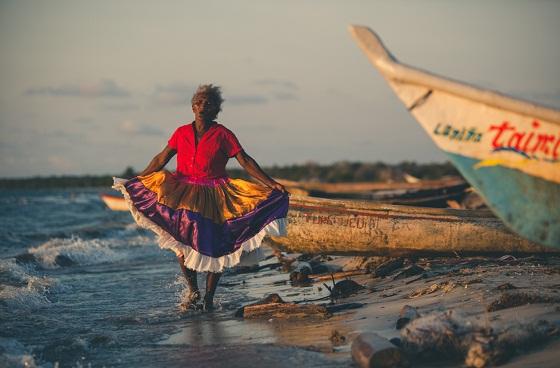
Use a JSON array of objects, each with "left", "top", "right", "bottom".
[
  {"left": 138, "top": 145, "right": 177, "bottom": 177},
  {"left": 235, "top": 150, "right": 287, "bottom": 192}
]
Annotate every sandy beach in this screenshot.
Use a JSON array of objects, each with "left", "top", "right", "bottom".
[{"left": 157, "top": 248, "right": 560, "bottom": 367}]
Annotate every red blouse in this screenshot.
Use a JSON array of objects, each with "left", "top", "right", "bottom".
[{"left": 167, "top": 122, "right": 243, "bottom": 179}]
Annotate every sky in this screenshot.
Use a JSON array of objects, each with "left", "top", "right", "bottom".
[{"left": 1, "top": 0, "right": 559, "bottom": 177}]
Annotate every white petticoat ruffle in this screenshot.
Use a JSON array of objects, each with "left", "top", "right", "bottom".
[{"left": 112, "top": 177, "right": 287, "bottom": 273}]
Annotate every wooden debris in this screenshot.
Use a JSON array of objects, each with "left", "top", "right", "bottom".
[
  {"left": 234, "top": 294, "right": 284, "bottom": 317},
  {"left": 241, "top": 302, "right": 330, "bottom": 320},
  {"left": 352, "top": 332, "right": 408, "bottom": 368},
  {"left": 374, "top": 258, "right": 404, "bottom": 278},
  {"left": 486, "top": 292, "right": 559, "bottom": 312},
  {"left": 396, "top": 305, "right": 420, "bottom": 330},
  {"left": 235, "top": 293, "right": 330, "bottom": 319}
]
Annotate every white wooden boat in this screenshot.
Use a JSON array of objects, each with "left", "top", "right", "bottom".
[
  {"left": 100, "top": 193, "right": 129, "bottom": 211},
  {"left": 349, "top": 26, "right": 560, "bottom": 248},
  {"left": 269, "top": 195, "right": 554, "bottom": 256}
]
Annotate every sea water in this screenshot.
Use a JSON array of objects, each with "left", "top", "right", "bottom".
[
  {"left": 0, "top": 188, "right": 334, "bottom": 368},
  {"left": 0, "top": 188, "right": 253, "bottom": 367}
]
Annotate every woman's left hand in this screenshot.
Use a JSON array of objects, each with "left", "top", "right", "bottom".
[{"left": 271, "top": 182, "right": 288, "bottom": 193}]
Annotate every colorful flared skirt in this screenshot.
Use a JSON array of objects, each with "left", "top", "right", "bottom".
[{"left": 113, "top": 171, "right": 289, "bottom": 272}]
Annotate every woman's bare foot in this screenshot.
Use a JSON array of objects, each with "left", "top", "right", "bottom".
[
  {"left": 180, "top": 290, "right": 201, "bottom": 311},
  {"left": 202, "top": 295, "right": 215, "bottom": 312}
]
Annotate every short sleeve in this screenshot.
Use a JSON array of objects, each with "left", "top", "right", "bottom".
[
  {"left": 222, "top": 128, "right": 243, "bottom": 158},
  {"left": 167, "top": 128, "right": 180, "bottom": 149}
]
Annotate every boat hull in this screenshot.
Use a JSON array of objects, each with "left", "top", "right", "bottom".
[
  {"left": 349, "top": 26, "right": 560, "bottom": 248},
  {"left": 100, "top": 194, "right": 129, "bottom": 211},
  {"left": 446, "top": 152, "right": 560, "bottom": 246},
  {"left": 269, "top": 195, "right": 554, "bottom": 256}
]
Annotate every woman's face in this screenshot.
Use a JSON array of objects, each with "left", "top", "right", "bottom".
[{"left": 192, "top": 95, "right": 219, "bottom": 121}]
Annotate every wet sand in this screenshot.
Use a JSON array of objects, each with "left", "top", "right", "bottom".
[{"left": 160, "top": 249, "right": 560, "bottom": 367}]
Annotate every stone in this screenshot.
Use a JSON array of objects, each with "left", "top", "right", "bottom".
[{"left": 351, "top": 332, "right": 408, "bottom": 368}]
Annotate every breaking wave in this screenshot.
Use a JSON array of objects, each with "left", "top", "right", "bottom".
[
  {"left": 27, "top": 236, "right": 125, "bottom": 269},
  {"left": 0, "top": 259, "right": 64, "bottom": 311}
]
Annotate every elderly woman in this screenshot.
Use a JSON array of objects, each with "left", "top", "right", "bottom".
[{"left": 114, "top": 84, "right": 288, "bottom": 311}]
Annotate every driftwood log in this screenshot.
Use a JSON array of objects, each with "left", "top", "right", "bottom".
[{"left": 235, "top": 294, "right": 330, "bottom": 319}]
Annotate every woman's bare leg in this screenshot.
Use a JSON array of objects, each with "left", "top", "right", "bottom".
[
  {"left": 204, "top": 272, "right": 222, "bottom": 311},
  {"left": 177, "top": 254, "right": 200, "bottom": 304}
]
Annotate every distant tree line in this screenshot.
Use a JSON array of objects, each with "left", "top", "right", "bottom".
[
  {"left": 228, "top": 161, "right": 460, "bottom": 183},
  {"left": 0, "top": 162, "right": 460, "bottom": 189}
]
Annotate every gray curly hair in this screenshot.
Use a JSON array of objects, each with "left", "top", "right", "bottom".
[{"left": 191, "top": 84, "right": 224, "bottom": 114}]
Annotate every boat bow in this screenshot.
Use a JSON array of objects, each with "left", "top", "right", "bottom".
[{"left": 349, "top": 26, "right": 560, "bottom": 248}]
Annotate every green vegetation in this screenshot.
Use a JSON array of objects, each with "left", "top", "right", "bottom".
[{"left": 0, "top": 162, "right": 460, "bottom": 189}]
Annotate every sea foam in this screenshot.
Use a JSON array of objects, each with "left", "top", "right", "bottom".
[
  {"left": 0, "top": 259, "right": 63, "bottom": 311},
  {"left": 28, "top": 236, "right": 124, "bottom": 269}
]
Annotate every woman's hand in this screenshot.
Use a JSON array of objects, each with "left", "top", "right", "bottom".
[{"left": 270, "top": 181, "right": 288, "bottom": 193}]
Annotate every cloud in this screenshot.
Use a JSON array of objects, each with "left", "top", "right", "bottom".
[
  {"left": 226, "top": 95, "right": 268, "bottom": 105},
  {"left": 272, "top": 92, "right": 298, "bottom": 101},
  {"left": 254, "top": 79, "right": 299, "bottom": 90},
  {"left": 25, "top": 79, "right": 130, "bottom": 98},
  {"left": 150, "top": 82, "right": 196, "bottom": 107},
  {"left": 119, "top": 120, "right": 163, "bottom": 135},
  {"left": 253, "top": 78, "right": 299, "bottom": 101},
  {"left": 149, "top": 83, "right": 270, "bottom": 109}
]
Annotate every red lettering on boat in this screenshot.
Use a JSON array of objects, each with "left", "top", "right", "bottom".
[
  {"left": 488, "top": 120, "right": 560, "bottom": 161},
  {"left": 489, "top": 121, "right": 514, "bottom": 148}
]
